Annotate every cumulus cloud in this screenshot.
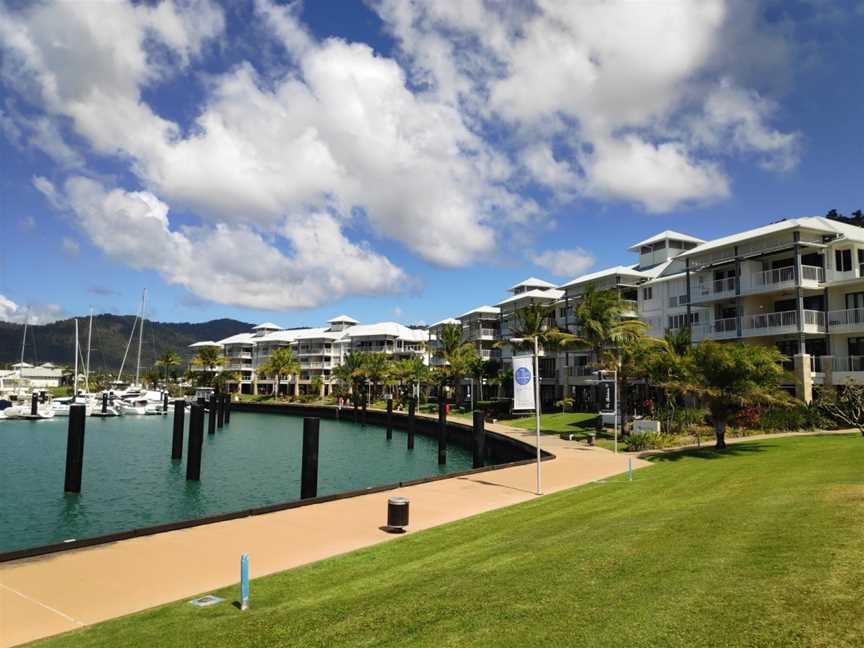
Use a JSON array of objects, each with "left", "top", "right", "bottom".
[
  {"left": 39, "top": 176, "right": 409, "bottom": 310},
  {"left": 0, "top": 294, "right": 65, "bottom": 324},
  {"left": 531, "top": 248, "right": 595, "bottom": 278}
]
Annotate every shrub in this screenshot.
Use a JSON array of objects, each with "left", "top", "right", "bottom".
[
  {"left": 653, "top": 403, "right": 706, "bottom": 434},
  {"left": 756, "top": 403, "right": 827, "bottom": 432},
  {"left": 624, "top": 432, "right": 672, "bottom": 451}
]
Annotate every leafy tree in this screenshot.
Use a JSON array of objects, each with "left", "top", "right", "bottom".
[
  {"left": 435, "top": 323, "right": 480, "bottom": 406},
  {"left": 392, "top": 356, "right": 430, "bottom": 404},
  {"left": 333, "top": 352, "right": 368, "bottom": 406},
  {"left": 309, "top": 374, "right": 323, "bottom": 397},
  {"left": 570, "top": 284, "right": 648, "bottom": 433},
  {"left": 362, "top": 352, "right": 391, "bottom": 403},
  {"left": 257, "top": 347, "right": 300, "bottom": 397},
  {"left": 193, "top": 346, "right": 223, "bottom": 386},
  {"left": 683, "top": 341, "right": 787, "bottom": 449},
  {"left": 817, "top": 383, "right": 864, "bottom": 436},
  {"left": 156, "top": 351, "right": 183, "bottom": 383},
  {"left": 214, "top": 371, "right": 241, "bottom": 393}
]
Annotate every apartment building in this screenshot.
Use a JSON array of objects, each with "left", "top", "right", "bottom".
[
  {"left": 195, "top": 316, "right": 429, "bottom": 395},
  {"left": 433, "top": 218, "right": 864, "bottom": 406}
]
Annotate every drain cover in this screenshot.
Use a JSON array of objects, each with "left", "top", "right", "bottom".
[{"left": 189, "top": 595, "right": 224, "bottom": 608}]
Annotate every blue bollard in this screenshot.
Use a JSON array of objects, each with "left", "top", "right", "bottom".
[{"left": 241, "top": 553, "right": 249, "bottom": 610}]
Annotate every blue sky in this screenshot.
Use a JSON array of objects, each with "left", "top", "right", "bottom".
[{"left": 1, "top": 0, "right": 862, "bottom": 327}]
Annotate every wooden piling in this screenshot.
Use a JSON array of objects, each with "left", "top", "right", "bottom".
[
  {"left": 472, "top": 409, "right": 486, "bottom": 469},
  {"left": 208, "top": 394, "right": 217, "bottom": 435},
  {"left": 437, "top": 399, "right": 447, "bottom": 465},
  {"left": 407, "top": 399, "right": 415, "bottom": 450},
  {"left": 64, "top": 404, "right": 86, "bottom": 493},
  {"left": 186, "top": 404, "right": 204, "bottom": 481},
  {"left": 301, "top": 417, "right": 320, "bottom": 499},
  {"left": 386, "top": 398, "right": 393, "bottom": 440},
  {"left": 171, "top": 400, "right": 185, "bottom": 460}
]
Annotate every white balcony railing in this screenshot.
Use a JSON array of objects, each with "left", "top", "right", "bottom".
[
  {"left": 801, "top": 265, "right": 825, "bottom": 282},
  {"left": 827, "top": 308, "right": 864, "bottom": 329},
  {"left": 832, "top": 356, "right": 864, "bottom": 372},
  {"left": 741, "top": 310, "right": 825, "bottom": 334},
  {"left": 753, "top": 266, "right": 796, "bottom": 288},
  {"left": 567, "top": 366, "right": 596, "bottom": 378}
]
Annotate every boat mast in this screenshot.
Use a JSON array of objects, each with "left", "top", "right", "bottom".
[
  {"left": 135, "top": 288, "right": 146, "bottom": 386},
  {"left": 85, "top": 309, "right": 93, "bottom": 394},
  {"left": 18, "top": 314, "right": 28, "bottom": 395},
  {"left": 74, "top": 319, "right": 79, "bottom": 397}
]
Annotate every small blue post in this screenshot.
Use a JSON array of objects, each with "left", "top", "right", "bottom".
[
  {"left": 627, "top": 457, "right": 633, "bottom": 481},
  {"left": 240, "top": 553, "right": 249, "bottom": 610}
]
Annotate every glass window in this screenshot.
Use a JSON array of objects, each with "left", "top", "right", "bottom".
[
  {"left": 835, "top": 248, "right": 853, "bottom": 272},
  {"left": 846, "top": 292, "right": 864, "bottom": 310},
  {"left": 651, "top": 241, "right": 666, "bottom": 251},
  {"left": 640, "top": 246, "right": 651, "bottom": 255},
  {"left": 642, "top": 287, "right": 653, "bottom": 300}
]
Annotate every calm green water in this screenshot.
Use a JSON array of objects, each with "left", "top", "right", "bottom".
[{"left": 0, "top": 412, "right": 473, "bottom": 552}]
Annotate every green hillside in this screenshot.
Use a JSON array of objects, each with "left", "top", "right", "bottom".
[{"left": 0, "top": 315, "right": 253, "bottom": 371}]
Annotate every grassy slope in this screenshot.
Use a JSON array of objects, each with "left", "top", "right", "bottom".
[{"left": 40, "top": 435, "right": 864, "bottom": 648}]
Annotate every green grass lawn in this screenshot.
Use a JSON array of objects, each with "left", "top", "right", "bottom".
[
  {"left": 507, "top": 411, "right": 614, "bottom": 447},
  {"left": 39, "top": 434, "right": 864, "bottom": 647}
]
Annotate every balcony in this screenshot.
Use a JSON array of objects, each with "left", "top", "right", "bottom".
[
  {"left": 692, "top": 317, "right": 737, "bottom": 341},
  {"left": 226, "top": 351, "right": 252, "bottom": 360},
  {"left": 691, "top": 276, "right": 737, "bottom": 303},
  {"left": 831, "top": 356, "right": 864, "bottom": 372},
  {"left": 621, "top": 300, "right": 639, "bottom": 316},
  {"left": 742, "top": 310, "right": 825, "bottom": 337},
  {"left": 827, "top": 308, "right": 864, "bottom": 332}
]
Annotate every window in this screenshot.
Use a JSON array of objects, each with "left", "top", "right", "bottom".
[
  {"left": 640, "top": 246, "right": 651, "bottom": 255},
  {"left": 669, "top": 239, "right": 683, "bottom": 249},
  {"left": 651, "top": 241, "right": 666, "bottom": 251},
  {"left": 846, "top": 292, "right": 864, "bottom": 310},
  {"left": 835, "top": 248, "right": 853, "bottom": 272},
  {"left": 667, "top": 313, "right": 699, "bottom": 329},
  {"left": 858, "top": 250, "right": 864, "bottom": 275},
  {"left": 642, "top": 287, "right": 653, "bottom": 301}
]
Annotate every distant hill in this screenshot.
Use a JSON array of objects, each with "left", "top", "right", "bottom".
[{"left": 0, "top": 315, "right": 253, "bottom": 371}]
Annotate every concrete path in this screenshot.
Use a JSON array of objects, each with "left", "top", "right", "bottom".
[{"left": 0, "top": 423, "right": 647, "bottom": 647}]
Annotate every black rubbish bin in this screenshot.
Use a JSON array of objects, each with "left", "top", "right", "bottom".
[{"left": 386, "top": 496, "right": 410, "bottom": 533}]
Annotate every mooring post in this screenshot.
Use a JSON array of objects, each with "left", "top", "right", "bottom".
[
  {"left": 352, "top": 393, "right": 359, "bottom": 423},
  {"left": 217, "top": 392, "right": 225, "bottom": 429},
  {"left": 224, "top": 394, "right": 231, "bottom": 424},
  {"left": 163, "top": 391, "right": 169, "bottom": 414},
  {"left": 64, "top": 404, "right": 86, "bottom": 492},
  {"left": 208, "top": 394, "right": 217, "bottom": 435},
  {"left": 30, "top": 392, "right": 38, "bottom": 416},
  {"left": 101, "top": 392, "right": 108, "bottom": 415},
  {"left": 437, "top": 398, "right": 447, "bottom": 465},
  {"left": 472, "top": 409, "right": 486, "bottom": 469},
  {"left": 240, "top": 553, "right": 250, "bottom": 611},
  {"left": 407, "top": 398, "right": 415, "bottom": 450},
  {"left": 386, "top": 397, "right": 393, "bottom": 440},
  {"left": 171, "top": 400, "right": 185, "bottom": 460},
  {"left": 301, "top": 417, "right": 320, "bottom": 499},
  {"left": 361, "top": 389, "right": 367, "bottom": 425},
  {"left": 186, "top": 404, "right": 204, "bottom": 481}
]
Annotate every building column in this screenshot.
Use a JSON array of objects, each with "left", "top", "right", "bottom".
[
  {"left": 793, "top": 353, "right": 813, "bottom": 403},
  {"left": 685, "top": 258, "right": 692, "bottom": 330},
  {"left": 794, "top": 233, "right": 806, "bottom": 355},
  {"left": 734, "top": 247, "right": 743, "bottom": 338}
]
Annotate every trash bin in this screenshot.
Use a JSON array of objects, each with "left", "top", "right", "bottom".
[{"left": 386, "top": 496, "right": 410, "bottom": 532}]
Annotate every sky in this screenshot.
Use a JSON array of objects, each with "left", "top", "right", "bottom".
[{"left": 0, "top": 0, "right": 862, "bottom": 328}]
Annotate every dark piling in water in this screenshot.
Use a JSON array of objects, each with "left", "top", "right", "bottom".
[
  {"left": 301, "top": 417, "right": 319, "bottom": 499},
  {"left": 186, "top": 404, "right": 204, "bottom": 481},
  {"left": 64, "top": 404, "right": 86, "bottom": 493},
  {"left": 171, "top": 400, "right": 185, "bottom": 460}
]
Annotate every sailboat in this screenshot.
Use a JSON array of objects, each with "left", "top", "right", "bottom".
[
  {"left": 51, "top": 318, "right": 97, "bottom": 416},
  {"left": 114, "top": 290, "right": 167, "bottom": 414},
  {"left": 3, "top": 314, "right": 55, "bottom": 419}
]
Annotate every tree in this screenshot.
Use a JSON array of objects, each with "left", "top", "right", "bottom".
[
  {"left": 333, "top": 352, "right": 368, "bottom": 405},
  {"left": 392, "top": 356, "right": 429, "bottom": 405},
  {"left": 193, "top": 347, "right": 223, "bottom": 386},
  {"left": 214, "top": 371, "right": 241, "bottom": 393},
  {"left": 156, "top": 351, "right": 183, "bottom": 384},
  {"left": 570, "top": 284, "right": 648, "bottom": 434},
  {"left": 684, "top": 341, "right": 787, "bottom": 449},
  {"left": 817, "top": 383, "right": 864, "bottom": 436},
  {"left": 435, "top": 323, "right": 480, "bottom": 406},
  {"left": 362, "top": 352, "right": 391, "bottom": 404},
  {"left": 257, "top": 347, "right": 300, "bottom": 397}
]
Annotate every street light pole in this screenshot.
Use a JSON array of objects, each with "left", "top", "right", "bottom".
[{"left": 534, "top": 335, "right": 542, "bottom": 495}]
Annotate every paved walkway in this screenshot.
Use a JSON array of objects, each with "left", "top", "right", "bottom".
[{"left": 0, "top": 422, "right": 647, "bottom": 647}]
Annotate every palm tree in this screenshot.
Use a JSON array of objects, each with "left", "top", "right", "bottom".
[
  {"left": 435, "top": 322, "right": 480, "bottom": 406},
  {"left": 393, "top": 356, "right": 429, "bottom": 404},
  {"left": 156, "top": 351, "right": 183, "bottom": 384},
  {"left": 570, "top": 284, "right": 648, "bottom": 436},
  {"left": 362, "top": 352, "right": 391, "bottom": 404},
  {"left": 214, "top": 371, "right": 241, "bottom": 393},
  {"left": 333, "top": 352, "right": 368, "bottom": 405},
  {"left": 257, "top": 347, "right": 300, "bottom": 397},
  {"left": 193, "top": 347, "right": 223, "bottom": 387}
]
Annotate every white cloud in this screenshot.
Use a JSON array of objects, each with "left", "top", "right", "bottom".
[
  {"left": 48, "top": 176, "right": 409, "bottom": 310},
  {"left": 0, "top": 294, "right": 65, "bottom": 324},
  {"left": 531, "top": 248, "right": 595, "bottom": 278}
]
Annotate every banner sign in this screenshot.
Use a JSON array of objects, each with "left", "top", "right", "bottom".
[
  {"left": 599, "top": 380, "right": 615, "bottom": 413},
  {"left": 512, "top": 355, "right": 536, "bottom": 411}
]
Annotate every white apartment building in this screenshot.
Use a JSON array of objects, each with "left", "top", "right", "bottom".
[
  {"left": 194, "top": 316, "right": 429, "bottom": 396},
  {"left": 433, "top": 218, "right": 864, "bottom": 405}
]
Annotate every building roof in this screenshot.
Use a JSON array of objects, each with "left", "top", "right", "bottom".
[
  {"left": 327, "top": 315, "right": 359, "bottom": 324},
  {"left": 508, "top": 277, "right": 557, "bottom": 292},
  {"left": 496, "top": 288, "right": 564, "bottom": 306},
  {"left": 558, "top": 265, "right": 646, "bottom": 289},
  {"left": 345, "top": 322, "right": 429, "bottom": 342},
  {"left": 217, "top": 332, "right": 256, "bottom": 345},
  {"left": 189, "top": 340, "right": 223, "bottom": 348},
  {"left": 678, "top": 217, "right": 864, "bottom": 259},
  {"left": 290, "top": 327, "right": 344, "bottom": 341},
  {"left": 458, "top": 305, "right": 500, "bottom": 318},
  {"left": 430, "top": 317, "right": 461, "bottom": 328},
  {"left": 628, "top": 230, "right": 705, "bottom": 251},
  {"left": 252, "top": 322, "right": 283, "bottom": 331}
]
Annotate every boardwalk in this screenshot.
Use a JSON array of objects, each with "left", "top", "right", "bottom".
[{"left": 0, "top": 422, "right": 647, "bottom": 647}]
